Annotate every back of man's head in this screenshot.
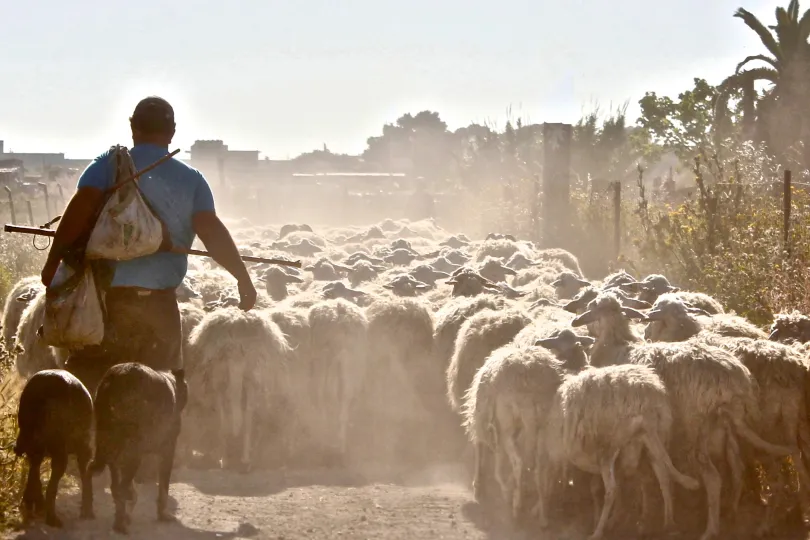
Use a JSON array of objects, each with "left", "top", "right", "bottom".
[{"left": 130, "top": 96, "right": 175, "bottom": 143}]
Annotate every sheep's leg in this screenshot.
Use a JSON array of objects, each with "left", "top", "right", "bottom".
[
  {"left": 590, "top": 448, "right": 620, "bottom": 540},
  {"left": 697, "top": 449, "right": 722, "bottom": 540},
  {"left": 724, "top": 429, "right": 744, "bottom": 522},
  {"left": 44, "top": 450, "right": 67, "bottom": 528},
  {"left": 647, "top": 447, "right": 675, "bottom": 532},
  {"left": 77, "top": 446, "right": 95, "bottom": 520},
  {"left": 590, "top": 474, "right": 603, "bottom": 531},
  {"left": 531, "top": 457, "right": 550, "bottom": 529},
  {"left": 157, "top": 438, "right": 178, "bottom": 523},
  {"left": 240, "top": 399, "right": 253, "bottom": 474},
  {"left": 472, "top": 442, "right": 486, "bottom": 501},
  {"left": 757, "top": 458, "right": 784, "bottom": 538},
  {"left": 638, "top": 470, "right": 652, "bottom": 536},
  {"left": 492, "top": 443, "right": 512, "bottom": 516},
  {"left": 502, "top": 432, "right": 524, "bottom": 521},
  {"left": 22, "top": 453, "right": 45, "bottom": 523}
]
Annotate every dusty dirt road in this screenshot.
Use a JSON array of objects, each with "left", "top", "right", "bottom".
[{"left": 5, "top": 464, "right": 810, "bottom": 540}]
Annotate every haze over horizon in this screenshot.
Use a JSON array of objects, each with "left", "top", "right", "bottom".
[{"left": 1, "top": 0, "right": 783, "bottom": 160}]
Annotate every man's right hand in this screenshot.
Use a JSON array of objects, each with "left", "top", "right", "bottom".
[{"left": 238, "top": 278, "right": 257, "bottom": 311}]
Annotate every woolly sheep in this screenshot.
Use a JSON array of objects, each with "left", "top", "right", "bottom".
[
  {"left": 446, "top": 308, "right": 532, "bottom": 413},
  {"left": 535, "top": 248, "right": 583, "bottom": 276},
  {"left": 551, "top": 272, "right": 590, "bottom": 300},
  {"left": 768, "top": 311, "right": 810, "bottom": 344},
  {"left": 462, "top": 345, "right": 565, "bottom": 517},
  {"left": 540, "top": 364, "right": 700, "bottom": 538},
  {"left": 643, "top": 294, "right": 766, "bottom": 342},
  {"left": 2, "top": 275, "right": 43, "bottom": 349},
  {"left": 433, "top": 295, "right": 505, "bottom": 372},
  {"left": 187, "top": 307, "right": 291, "bottom": 472},
  {"left": 305, "top": 258, "right": 351, "bottom": 281},
  {"left": 359, "top": 298, "right": 444, "bottom": 465},
  {"left": 409, "top": 264, "right": 450, "bottom": 287},
  {"left": 622, "top": 274, "right": 724, "bottom": 315},
  {"left": 307, "top": 299, "right": 369, "bottom": 461},
  {"left": 446, "top": 267, "right": 503, "bottom": 298},
  {"left": 258, "top": 266, "right": 304, "bottom": 301},
  {"left": 534, "top": 328, "right": 595, "bottom": 372},
  {"left": 347, "top": 260, "right": 387, "bottom": 287},
  {"left": 14, "top": 292, "right": 62, "bottom": 378},
  {"left": 478, "top": 256, "right": 517, "bottom": 283},
  {"left": 474, "top": 239, "right": 524, "bottom": 262}
]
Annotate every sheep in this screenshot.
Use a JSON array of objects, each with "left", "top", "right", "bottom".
[
  {"left": 14, "top": 292, "right": 62, "bottom": 378},
  {"left": 382, "top": 274, "right": 431, "bottom": 297},
  {"left": 186, "top": 307, "right": 291, "bottom": 472},
  {"left": 535, "top": 248, "right": 583, "bottom": 276},
  {"left": 431, "top": 256, "right": 463, "bottom": 274},
  {"left": 478, "top": 256, "right": 517, "bottom": 283},
  {"left": 474, "top": 239, "right": 524, "bottom": 262},
  {"left": 643, "top": 294, "right": 766, "bottom": 342},
  {"left": 540, "top": 364, "right": 700, "bottom": 538},
  {"left": 485, "top": 232, "right": 517, "bottom": 242},
  {"left": 258, "top": 266, "right": 304, "bottom": 301},
  {"left": 345, "top": 252, "right": 385, "bottom": 266},
  {"left": 440, "top": 235, "right": 470, "bottom": 249},
  {"left": 446, "top": 308, "right": 533, "bottom": 413},
  {"left": 347, "top": 260, "right": 386, "bottom": 286},
  {"left": 384, "top": 248, "right": 420, "bottom": 266},
  {"left": 285, "top": 239, "right": 324, "bottom": 257},
  {"left": 307, "top": 299, "right": 369, "bottom": 461},
  {"left": 600, "top": 270, "right": 636, "bottom": 290},
  {"left": 359, "top": 298, "right": 443, "bottom": 465},
  {"left": 278, "top": 223, "right": 314, "bottom": 239},
  {"left": 446, "top": 267, "right": 503, "bottom": 297},
  {"left": 15, "top": 369, "right": 94, "bottom": 527},
  {"left": 90, "top": 363, "right": 187, "bottom": 534},
  {"left": 570, "top": 293, "right": 647, "bottom": 368},
  {"left": 552, "top": 272, "right": 590, "bottom": 300},
  {"left": 768, "top": 311, "right": 810, "bottom": 344},
  {"left": 321, "top": 281, "right": 367, "bottom": 303},
  {"left": 505, "top": 252, "right": 537, "bottom": 272},
  {"left": 175, "top": 276, "right": 201, "bottom": 304},
  {"left": 305, "top": 258, "right": 351, "bottom": 281},
  {"left": 462, "top": 345, "right": 566, "bottom": 518},
  {"left": 623, "top": 274, "right": 724, "bottom": 315},
  {"left": 2, "top": 275, "right": 43, "bottom": 349},
  {"left": 433, "top": 295, "right": 505, "bottom": 372},
  {"left": 534, "top": 328, "right": 595, "bottom": 372},
  {"left": 409, "top": 264, "right": 450, "bottom": 287}
]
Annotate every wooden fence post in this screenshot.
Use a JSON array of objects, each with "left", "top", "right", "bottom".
[
  {"left": 57, "top": 183, "right": 66, "bottom": 209},
  {"left": 542, "top": 123, "right": 573, "bottom": 247},
  {"left": 26, "top": 200, "right": 35, "bottom": 226},
  {"left": 38, "top": 182, "right": 51, "bottom": 219},
  {"left": 613, "top": 181, "right": 622, "bottom": 260},
  {"left": 4, "top": 186, "right": 15, "bottom": 225},
  {"left": 784, "top": 169, "right": 792, "bottom": 257}
]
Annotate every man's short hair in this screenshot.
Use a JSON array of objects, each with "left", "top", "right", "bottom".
[{"left": 130, "top": 96, "right": 175, "bottom": 135}]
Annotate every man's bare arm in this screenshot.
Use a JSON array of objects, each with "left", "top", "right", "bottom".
[
  {"left": 192, "top": 211, "right": 256, "bottom": 310},
  {"left": 41, "top": 187, "right": 105, "bottom": 286}
]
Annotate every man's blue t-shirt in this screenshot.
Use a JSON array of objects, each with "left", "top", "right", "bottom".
[{"left": 76, "top": 143, "right": 215, "bottom": 290}]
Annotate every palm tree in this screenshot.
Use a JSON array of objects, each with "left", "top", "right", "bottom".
[{"left": 716, "top": 1, "right": 810, "bottom": 164}]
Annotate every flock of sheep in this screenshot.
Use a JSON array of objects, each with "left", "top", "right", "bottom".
[{"left": 5, "top": 216, "right": 810, "bottom": 539}]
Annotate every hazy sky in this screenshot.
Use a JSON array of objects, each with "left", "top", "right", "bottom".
[{"left": 1, "top": 0, "right": 784, "bottom": 159}]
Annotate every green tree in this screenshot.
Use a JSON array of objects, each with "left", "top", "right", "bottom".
[{"left": 363, "top": 111, "right": 454, "bottom": 176}]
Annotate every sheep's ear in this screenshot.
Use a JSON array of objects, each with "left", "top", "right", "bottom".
[
  {"left": 562, "top": 300, "right": 582, "bottom": 314},
  {"left": 504, "top": 267, "right": 518, "bottom": 275},
  {"left": 535, "top": 336, "right": 562, "bottom": 349},
  {"left": 644, "top": 308, "right": 666, "bottom": 321},
  {"left": 622, "top": 297, "right": 652, "bottom": 310},
  {"left": 304, "top": 265, "right": 314, "bottom": 272},
  {"left": 622, "top": 307, "right": 648, "bottom": 320},
  {"left": 576, "top": 335, "right": 596, "bottom": 347},
  {"left": 286, "top": 275, "right": 304, "bottom": 284},
  {"left": 768, "top": 329, "right": 781, "bottom": 341},
  {"left": 572, "top": 309, "right": 599, "bottom": 327},
  {"left": 445, "top": 279, "right": 458, "bottom": 286},
  {"left": 383, "top": 284, "right": 395, "bottom": 289},
  {"left": 172, "top": 369, "right": 186, "bottom": 381},
  {"left": 416, "top": 283, "right": 431, "bottom": 290},
  {"left": 668, "top": 286, "right": 681, "bottom": 293},
  {"left": 551, "top": 279, "right": 563, "bottom": 287}
]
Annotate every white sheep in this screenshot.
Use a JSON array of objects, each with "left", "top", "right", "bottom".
[
  {"left": 540, "top": 364, "right": 700, "bottom": 539},
  {"left": 307, "top": 298, "right": 369, "bottom": 462},
  {"left": 13, "top": 292, "right": 62, "bottom": 378},
  {"left": 2, "top": 276, "right": 43, "bottom": 350},
  {"left": 644, "top": 293, "right": 766, "bottom": 342},
  {"left": 186, "top": 307, "right": 291, "bottom": 472}
]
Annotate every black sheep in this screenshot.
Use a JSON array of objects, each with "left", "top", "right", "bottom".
[
  {"left": 90, "top": 363, "right": 188, "bottom": 534},
  {"left": 14, "top": 369, "right": 94, "bottom": 527}
]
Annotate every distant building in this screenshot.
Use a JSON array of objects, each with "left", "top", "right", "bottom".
[
  {"left": 188, "top": 140, "right": 260, "bottom": 184},
  {"left": 0, "top": 140, "right": 66, "bottom": 175}
]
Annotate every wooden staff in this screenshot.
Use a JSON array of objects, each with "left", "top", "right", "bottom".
[{"left": 3, "top": 225, "right": 302, "bottom": 268}]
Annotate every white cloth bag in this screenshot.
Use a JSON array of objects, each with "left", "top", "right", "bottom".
[
  {"left": 85, "top": 146, "right": 164, "bottom": 261},
  {"left": 40, "top": 261, "right": 105, "bottom": 348}
]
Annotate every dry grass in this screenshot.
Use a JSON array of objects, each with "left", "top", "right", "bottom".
[{"left": 0, "top": 353, "right": 25, "bottom": 530}]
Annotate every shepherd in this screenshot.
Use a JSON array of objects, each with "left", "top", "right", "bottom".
[{"left": 40, "top": 96, "right": 257, "bottom": 393}]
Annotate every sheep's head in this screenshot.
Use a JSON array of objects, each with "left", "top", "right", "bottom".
[
  {"left": 305, "top": 259, "right": 351, "bottom": 281},
  {"left": 642, "top": 293, "right": 708, "bottom": 341},
  {"left": 287, "top": 239, "right": 323, "bottom": 257},
  {"left": 485, "top": 233, "right": 517, "bottom": 242},
  {"left": 347, "top": 261, "right": 386, "bottom": 286},
  {"left": 390, "top": 239, "right": 413, "bottom": 252},
  {"left": 601, "top": 270, "right": 636, "bottom": 291},
  {"left": 505, "top": 252, "right": 537, "bottom": 272},
  {"left": 495, "top": 282, "right": 527, "bottom": 299},
  {"left": 768, "top": 311, "right": 810, "bottom": 344},
  {"left": 259, "top": 267, "right": 304, "bottom": 301},
  {"left": 364, "top": 226, "right": 385, "bottom": 240},
  {"left": 563, "top": 287, "right": 598, "bottom": 314},
  {"left": 623, "top": 274, "right": 679, "bottom": 304},
  {"left": 446, "top": 267, "right": 502, "bottom": 297},
  {"left": 15, "top": 287, "right": 41, "bottom": 305},
  {"left": 278, "top": 223, "right": 301, "bottom": 239},
  {"left": 535, "top": 329, "right": 594, "bottom": 371},
  {"left": 383, "top": 274, "right": 431, "bottom": 297},
  {"left": 571, "top": 292, "right": 647, "bottom": 334},
  {"left": 384, "top": 249, "right": 419, "bottom": 266},
  {"left": 345, "top": 252, "right": 385, "bottom": 266},
  {"left": 440, "top": 236, "right": 469, "bottom": 249},
  {"left": 478, "top": 257, "right": 517, "bottom": 283},
  {"left": 551, "top": 272, "right": 590, "bottom": 300},
  {"left": 431, "top": 256, "right": 462, "bottom": 275},
  {"left": 442, "top": 248, "right": 470, "bottom": 266},
  {"left": 409, "top": 264, "right": 449, "bottom": 286},
  {"left": 321, "top": 281, "right": 367, "bottom": 303}
]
